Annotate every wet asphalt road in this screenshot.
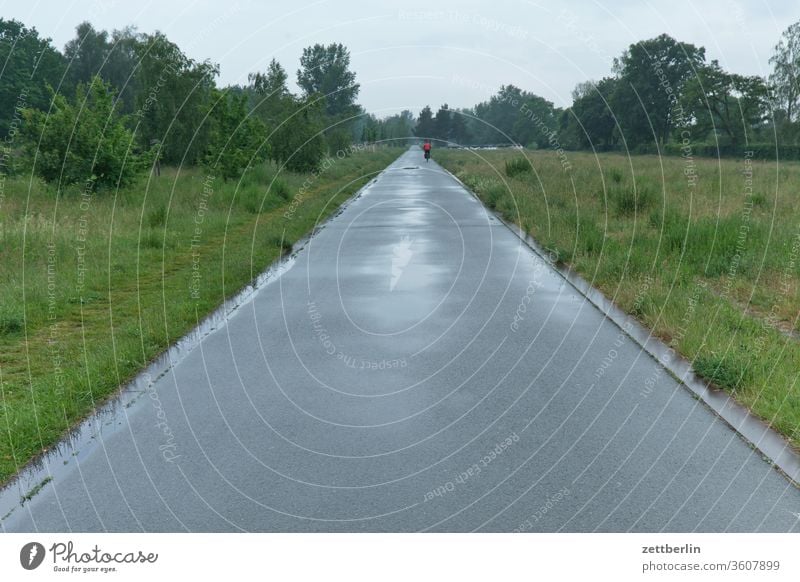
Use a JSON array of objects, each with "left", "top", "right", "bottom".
[{"left": 4, "top": 148, "right": 799, "bottom": 532}]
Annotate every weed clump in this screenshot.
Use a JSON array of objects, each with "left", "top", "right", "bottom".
[
  {"left": 607, "top": 168, "right": 624, "bottom": 184},
  {"left": 612, "top": 185, "right": 654, "bottom": 216},
  {"left": 147, "top": 205, "right": 167, "bottom": 227},
  {"left": 694, "top": 351, "right": 751, "bottom": 392},
  {"left": 750, "top": 192, "right": 767, "bottom": 208},
  {"left": 0, "top": 308, "right": 24, "bottom": 336},
  {"left": 484, "top": 183, "right": 507, "bottom": 210},
  {"left": 505, "top": 157, "right": 532, "bottom": 178},
  {"left": 271, "top": 179, "right": 292, "bottom": 201},
  {"left": 267, "top": 234, "right": 293, "bottom": 254}
]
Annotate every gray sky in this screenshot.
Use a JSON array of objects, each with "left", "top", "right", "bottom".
[{"left": 2, "top": 0, "right": 796, "bottom": 115}]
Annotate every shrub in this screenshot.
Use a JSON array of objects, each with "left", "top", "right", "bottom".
[
  {"left": 22, "top": 76, "right": 151, "bottom": 189},
  {"left": 326, "top": 128, "right": 352, "bottom": 156},
  {"left": 270, "top": 96, "right": 326, "bottom": 173},
  {"left": 204, "top": 89, "right": 269, "bottom": 181}
]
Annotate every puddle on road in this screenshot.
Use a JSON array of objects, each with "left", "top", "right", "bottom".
[{"left": 339, "top": 233, "right": 457, "bottom": 335}]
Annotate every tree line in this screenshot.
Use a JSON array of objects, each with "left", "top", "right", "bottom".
[
  {"left": 413, "top": 24, "right": 800, "bottom": 158},
  {"left": 5, "top": 17, "right": 800, "bottom": 189},
  {"left": 0, "top": 18, "right": 367, "bottom": 189}
]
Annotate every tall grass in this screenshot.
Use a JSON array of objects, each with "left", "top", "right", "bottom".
[{"left": 505, "top": 157, "right": 532, "bottom": 178}]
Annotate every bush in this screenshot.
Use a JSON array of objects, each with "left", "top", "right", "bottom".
[
  {"left": 505, "top": 157, "right": 532, "bottom": 178},
  {"left": 326, "top": 128, "right": 352, "bottom": 156},
  {"left": 270, "top": 96, "right": 326, "bottom": 173},
  {"left": 22, "top": 76, "right": 151, "bottom": 189},
  {"left": 204, "top": 90, "right": 269, "bottom": 181}
]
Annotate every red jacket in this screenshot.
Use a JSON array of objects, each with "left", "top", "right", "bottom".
[{"left": 423, "top": 143, "right": 431, "bottom": 152}]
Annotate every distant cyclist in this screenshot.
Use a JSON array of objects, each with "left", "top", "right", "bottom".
[{"left": 423, "top": 140, "right": 432, "bottom": 162}]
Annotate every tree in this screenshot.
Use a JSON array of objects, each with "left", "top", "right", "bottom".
[
  {"left": 325, "top": 125, "right": 353, "bottom": 155},
  {"left": 22, "top": 76, "right": 149, "bottom": 188},
  {"left": 682, "top": 61, "right": 768, "bottom": 146},
  {"left": 63, "top": 23, "right": 140, "bottom": 113},
  {"left": 133, "top": 31, "right": 219, "bottom": 165},
  {"left": 63, "top": 22, "right": 109, "bottom": 89},
  {"left": 467, "top": 85, "right": 559, "bottom": 146},
  {"left": 414, "top": 105, "right": 435, "bottom": 138},
  {"left": 296, "top": 43, "right": 359, "bottom": 117},
  {"left": 248, "top": 58, "right": 296, "bottom": 140},
  {"left": 361, "top": 110, "right": 415, "bottom": 145},
  {"left": 104, "top": 27, "right": 139, "bottom": 113},
  {"left": 474, "top": 85, "right": 526, "bottom": 143},
  {"left": 449, "top": 109, "right": 470, "bottom": 144},
  {"left": 433, "top": 103, "right": 451, "bottom": 142},
  {"left": 613, "top": 34, "right": 706, "bottom": 146},
  {"left": 249, "top": 59, "right": 289, "bottom": 115},
  {"left": 204, "top": 89, "right": 268, "bottom": 180},
  {"left": 359, "top": 113, "right": 380, "bottom": 143},
  {"left": 0, "top": 19, "right": 65, "bottom": 137},
  {"left": 249, "top": 58, "right": 288, "bottom": 98},
  {"left": 393, "top": 109, "right": 416, "bottom": 144},
  {"left": 564, "top": 78, "right": 620, "bottom": 149},
  {"left": 512, "top": 94, "right": 560, "bottom": 147},
  {"left": 270, "top": 95, "right": 326, "bottom": 172},
  {"left": 769, "top": 21, "right": 800, "bottom": 122}
]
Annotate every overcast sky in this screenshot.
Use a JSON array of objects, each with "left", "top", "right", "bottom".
[{"left": 2, "top": 0, "right": 796, "bottom": 116}]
